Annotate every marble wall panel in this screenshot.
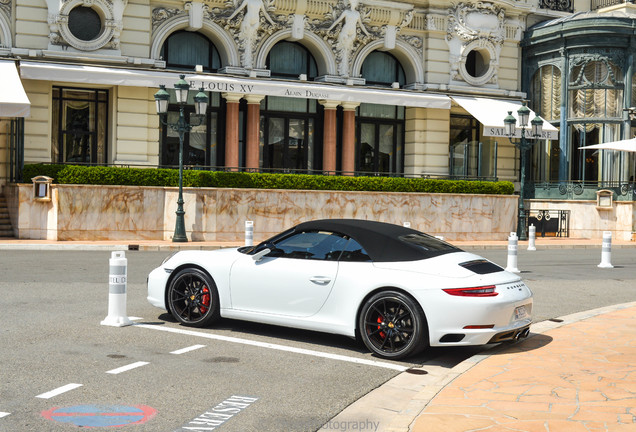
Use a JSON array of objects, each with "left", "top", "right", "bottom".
[
  {"left": 55, "top": 185, "right": 167, "bottom": 240},
  {"left": 528, "top": 200, "right": 635, "bottom": 241},
  {"left": 9, "top": 184, "right": 532, "bottom": 241}
]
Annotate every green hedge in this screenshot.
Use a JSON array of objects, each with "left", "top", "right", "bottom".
[{"left": 22, "top": 164, "right": 514, "bottom": 195}]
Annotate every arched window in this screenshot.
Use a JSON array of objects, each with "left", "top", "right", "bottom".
[
  {"left": 158, "top": 32, "right": 223, "bottom": 168},
  {"left": 267, "top": 41, "right": 317, "bottom": 80},
  {"left": 161, "top": 31, "right": 221, "bottom": 72},
  {"left": 361, "top": 51, "right": 405, "bottom": 87},
  {"left": 261, "top": 42, "right": 320, "bottom": 173},
  {"left": 356, "top": 51, "right": 406, "bottom": 175}
]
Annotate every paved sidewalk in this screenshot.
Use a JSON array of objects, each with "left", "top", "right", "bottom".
[{"left": 408, "top": 303, "right": 636, "bottom": 432}]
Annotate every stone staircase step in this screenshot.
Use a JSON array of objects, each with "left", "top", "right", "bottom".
[{"left": 0, "top": 194, "right": 14, "bottom": 238}]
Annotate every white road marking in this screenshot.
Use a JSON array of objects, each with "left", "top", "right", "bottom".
[
  {"left": 135, "top": 324, "right": 408, "bottom": 372},
  {"left": 0, "top": 412, "right": 10, "bottom": 418},
  {"left": 36, "top": 383, "right": 83, "bottom": 399},
  {"left": 106, "top": 361, "right": 149, "bottom": 375},
  {"left": 171, "top": 344, "right": 206, "bottom": 355}
]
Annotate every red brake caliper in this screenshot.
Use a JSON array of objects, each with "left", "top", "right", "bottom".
[
  {"left": 377, "top": 316, "right": 386, "bottom": 339},
  {"left": 200, "top": 286, "right": 210, "bottom": 314}
]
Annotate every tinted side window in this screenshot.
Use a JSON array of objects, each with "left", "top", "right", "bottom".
[
  {"left": 398, "top": 233, "right": 459, "bottom": 252},
  {"left": 274, "top": 231, "right": 348, "bottom": 260},
  {"left": 339, "top": 238, "right": 372, "bottom": 262}
]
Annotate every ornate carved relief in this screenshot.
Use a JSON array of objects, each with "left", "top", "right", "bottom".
[
  {"left": 48, "top": 0, "right": 127, "bottom": 51},
  {"left": 0, "top": 0, "right": 10, "bottom": 18},
  {"left": 149, "top": 0, "right": 422, "bottom": 76},
  {"left": 307, "top": 0, "right": 376, "bottom": 77},
  {"left": 152, "top": 7, "right": 183, "bottom": 31},
  {"left": 305, "top": 0, "right": 414, "bottom": 77},
  {"left": 445, "top": 1, "right": 506, "bottom": 87},
  {"left": 216, "top": 0, "right": 285, "bottom": 70}
]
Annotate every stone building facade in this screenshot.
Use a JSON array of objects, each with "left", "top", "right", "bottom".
[
  {"left": 0, "top": 0, "right": 563, "bottom": 183},
  {"left": 0, "top": 0, "right": 634, "bottom": 240}
]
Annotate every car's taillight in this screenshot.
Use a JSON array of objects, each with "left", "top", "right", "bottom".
[{"left": 443, "top": 286, "right": 498, "bottom": 297}]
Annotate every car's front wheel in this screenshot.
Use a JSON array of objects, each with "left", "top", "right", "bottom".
[
  {"left": 358, "top": 291, "right": 427, "bottom": 360},
  {"left": 167, "top": 268, "right": 220, "bottom": 327}
]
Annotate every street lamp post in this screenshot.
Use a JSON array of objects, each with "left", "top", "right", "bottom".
[
  {"left": 504, "top": 102, "right": 544, "bottom": 241},
  {"left": 154, "top": 75, "right": 209, "bottom": 242}
]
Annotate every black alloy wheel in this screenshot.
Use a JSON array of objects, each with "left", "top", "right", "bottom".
[
  {"left": 167, "top": 268, "right": 220, "bottom": 327},
  {"left": 359, "top": 291, "right": 427, "bottom": 360}
]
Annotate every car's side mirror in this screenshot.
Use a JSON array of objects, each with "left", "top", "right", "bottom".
[{"left": 252, "top": 248, "right": 271, "bottom": 262}]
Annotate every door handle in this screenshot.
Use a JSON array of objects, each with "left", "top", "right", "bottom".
[{"left": 309, "top": 276, "right": 331, "bottom": 285}]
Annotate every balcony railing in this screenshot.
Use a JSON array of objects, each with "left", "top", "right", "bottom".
[
  {"left": 532, "top": 181, "right": 635, "bottom": 201},
  {"left": 539, "top": 0, "right": 573, "bottom": 12},
  {"left": 592, "top": 0, "right": 633, "bottom": 10}
]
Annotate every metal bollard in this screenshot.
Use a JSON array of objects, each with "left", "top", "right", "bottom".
[
  {"left": 245, "top": 221, "right": 254, "bottom": 246},
  {"left": 528, "top": 224, "right": 536, "bottom": 251},
  {"left": 101, "top": 251, "right": 132, "bottom": 327},
  {"left": 598, "top": 231, "right": 614, "bottom": 269},
  {"left": 505, "top": 232, "right": 520, "bottom": 273}
]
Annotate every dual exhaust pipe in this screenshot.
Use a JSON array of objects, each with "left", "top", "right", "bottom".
[{"left": 515, "top": 327, "right": 530, "bottom": 341}]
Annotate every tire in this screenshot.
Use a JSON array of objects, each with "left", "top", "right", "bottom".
[
  {"left": 358, "top": 290, "right": 427, "bottom": 360},
  {"left": 167, "top": 268, "right": 220, "bottom": 327}
]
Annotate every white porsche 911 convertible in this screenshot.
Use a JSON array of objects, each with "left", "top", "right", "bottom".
[{"left": 147, "top": 219, "right": 533, "bottom": 360}]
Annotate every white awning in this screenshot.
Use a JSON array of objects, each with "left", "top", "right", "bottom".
[
  {"left": 452, "top": 95, "right": 559, "bottom": 140},
  {"left": 0, "top": 60, "right": 31, "bottom": 117},
  {"left": 19, "top": 61, "right": 451, "bottom": 109},
  {"left": 579, "top": 138, "right": 636, "bottom": 152}
]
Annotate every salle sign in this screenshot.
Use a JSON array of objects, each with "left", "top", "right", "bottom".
[{"left": 486, "top": 126, "right": 559, "bottom": 140}]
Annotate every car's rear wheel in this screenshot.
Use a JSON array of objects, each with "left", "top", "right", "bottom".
[
  {"left": 167, "top": 268, "right": 220, "bottom": 327},
  {"left": 358, "top": 291, "right": 427, "bottom": 360}
]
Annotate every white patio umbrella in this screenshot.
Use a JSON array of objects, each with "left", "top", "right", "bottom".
[{"left": 578, "top": 137, "right": 636, "bottom": 152}]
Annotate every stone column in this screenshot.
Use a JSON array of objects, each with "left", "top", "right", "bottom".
[
  {"left": 319, "top": 100, "right": 339, "bottom": 175},
  {"left": 341, "top": 102, "right": 359, "bottom": 176},
  {"left": 244, "top": 94, "right": 265, "bottom": 172},
  {"left": 223, "top": 93, "right": 242, "bottom": 171}
]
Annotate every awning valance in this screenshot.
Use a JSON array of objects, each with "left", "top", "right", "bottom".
[
  {"left": 0, "top": 60, "right": 31, "bottom": 118},
  {"left": 19, "top": 61, "right": 451, "bottom": 109},
  {"left": 452, "top": 95, "right": 559, "bottom": 140}
]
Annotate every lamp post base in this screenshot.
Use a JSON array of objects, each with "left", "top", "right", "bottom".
[
  {"left": 173, "top": 209, "right": 188, "bottom": 243},
  {"left": 172, "top": 234, "right": 188, "bottom": 243}
]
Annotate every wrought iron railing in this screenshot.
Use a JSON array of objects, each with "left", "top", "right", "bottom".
[
  {"left": 527, "top": 209, "right": 570, "bottom": 238},
  {"left": 532, "top": 181, "right": 635, "bottom": 201},
  {"left": 591, "top": 0, "right": 631, "bottom": 10},
  {"left": 539, "top": 0, "right": 574, "bottom": 13}
]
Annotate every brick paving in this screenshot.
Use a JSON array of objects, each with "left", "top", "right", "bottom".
[{"left": 411, "top": 306, "right": 636, "bottom": 432}]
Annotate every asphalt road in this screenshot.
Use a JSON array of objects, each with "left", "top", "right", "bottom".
[{"left": 1, "top": 248, "right": 635, "bottom": 431}]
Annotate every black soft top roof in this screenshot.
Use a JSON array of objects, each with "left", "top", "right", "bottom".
[{"left": 293, "top": 219, "right": 460, "bottom": 262}]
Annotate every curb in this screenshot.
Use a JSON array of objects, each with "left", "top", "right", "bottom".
[{"left": 321, "top": 301, "right": 636, "bottom": 432}]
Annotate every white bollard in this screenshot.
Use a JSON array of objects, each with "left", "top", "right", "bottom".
[
  {"left": 598, "top": 231, "right": 614, "bottom": 269},
  {"left": 528, "top": 224, "right": 536, "bottom": 251},
  {"left": 101, "top": 251, "right": 132, "bottom": 327},
  {"left": 245, "top": 221, "right": 254, "bottom": 246},
  {"left": 505, "top": 232, "right": 520, "bottom": 273}
]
